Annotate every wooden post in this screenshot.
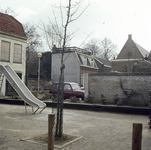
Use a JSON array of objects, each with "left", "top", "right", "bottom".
[
  {"left": 132, "top": 123, "right": 142, "bottom": 150},
  {"left": 48, "top": 114, "right": 55, "bottom": 150},
  {"left": 149, "top": 90, "right": 151, "bottom": 129}
]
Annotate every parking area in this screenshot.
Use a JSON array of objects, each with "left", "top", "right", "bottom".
[{"left": 0, "top": 104, "right": 151, "bottom": 150}]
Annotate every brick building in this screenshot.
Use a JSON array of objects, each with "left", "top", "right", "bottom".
[
  {"left": 95, "top": 57, "right": 111, "bottom": 73},
  {"left": 112, "top": 34, "right": 151, "bottom": 73}
]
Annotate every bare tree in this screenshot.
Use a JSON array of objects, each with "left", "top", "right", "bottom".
[
  {"left": 44, "top": 24, "right": 64, "bottom": 50},
  {"left": 99, "top": 37, "right": 117, "bottom": 60},
  {"left": 23, "top": 23, "right": 42, "bottom": 52},
  {"left": 23, "top": 23, "right": 43, "bottom": 85},
  {"left": 83, "top": 39, "right": 100, "bottom": 56},
  {"left": 0, "top": 7, "right": 18, "bottom": 17},
  {"left": 40, "top": 0, "right": 89, "bottom": 137},
  {"left": 84, "top": 37, "right": 117, "bottom": 60}
]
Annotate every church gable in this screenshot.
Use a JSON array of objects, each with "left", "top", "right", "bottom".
[
  {"left": 148, "top": 52, "right": 151, "bottom": 62},
  {"left": 117, "top": 34, "right": 149, "bottom": 59}
]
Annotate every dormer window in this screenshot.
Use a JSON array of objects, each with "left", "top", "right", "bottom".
[
  {"left": 91, "top": 59, "right": 94, "bottom": 66},
  {"left": 77, "top": 53, "right": 83, "bottom": 65},
  {"left": 87, "top": 58, "right": 90, "bottom": 66},
  {"left": 83, "top": 57, "right": 87, "bottom": 65}
]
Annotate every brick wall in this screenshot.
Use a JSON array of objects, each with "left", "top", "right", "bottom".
[{"left": 84, "top": 74, "right": 151, "bottom": 106}]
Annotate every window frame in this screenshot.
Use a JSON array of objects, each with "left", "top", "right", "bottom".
[
  {"left": 1, "top": 40, "right": 10, "bottom": 62},
  {"left": 13, "top": 43, "right": 22, "bottom": 64}
]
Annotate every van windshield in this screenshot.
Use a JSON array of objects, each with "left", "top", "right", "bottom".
[{"left": 71, "top": 84, "right": 80, "bottom": 90}]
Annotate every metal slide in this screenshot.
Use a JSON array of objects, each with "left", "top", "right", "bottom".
[{"left": 0, "top": 65, "right": 46, "bottom": 113}]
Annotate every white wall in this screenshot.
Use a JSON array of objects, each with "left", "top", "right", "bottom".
[
  {"left": 51, "top": 52, "right": 80, "bottom": 85},
  {"left": 84, "top": 74, "right": 151, "bottom": 106},
  {"left": 0, "top": 33, "right": 27, "bottom": 96}
]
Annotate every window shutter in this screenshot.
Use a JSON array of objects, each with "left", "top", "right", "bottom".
[
  {"left": 1, "top": 41, "right": 10, "bottom": 62},
  {"left": 13, "top": 44, "right": 22, "bottom": 63}
]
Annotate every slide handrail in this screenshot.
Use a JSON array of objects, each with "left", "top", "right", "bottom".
[{"left": 0, "top": 65, "right": 46, "bottom": 109}]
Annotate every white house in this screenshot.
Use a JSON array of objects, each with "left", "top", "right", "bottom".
[
  {"left": 51, "top": 46, "right": 98, "bottom": 87},
  {"left": 0, "top": 12, "right": 27, "bottom": 96}
]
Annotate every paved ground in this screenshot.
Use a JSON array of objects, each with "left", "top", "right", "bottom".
[{"left": 0, "top": 104, "right": 151, "bottom": 150}]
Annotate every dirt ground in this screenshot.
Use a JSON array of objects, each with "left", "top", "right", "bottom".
[{"left": 31, "top": 133, "right": 78, "bottom": 146}]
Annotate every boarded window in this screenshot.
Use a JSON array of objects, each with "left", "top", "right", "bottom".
[
  {"left": 13, "top": 44, "right": 22, "bottom": 63},
  {"left": 1, "top": 41, "right": 10, "bottom": 62}
]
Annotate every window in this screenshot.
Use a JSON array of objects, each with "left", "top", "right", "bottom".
[
  {"left": 64, "top": 84, "right": 71, "bottom": 90},
  {"left": 71, "top": 83, "right": 80, "bottom": 89},
  {"left": 127, "top": 52, "right": 132, "bottom": 57},
  {"left": 77, "top": 53, "right": 83, "bottom": 64},
  {"left": 1, "top": 41, "right": 10, "bottom": 62},
  {"left": 87, "top": 58, "right": 90, "bottom": 66},
  {"left": 83, "top": 57, "right": 87, "bottom": 65},
  {"left": 13, "top": 44, "right": 22, "bottom": 63},
  {"left": 91, "top": 59, "right": 94, "bottom": 66},
  {"left": 52, "top": 84, "right": 58, "bottom": 90}
]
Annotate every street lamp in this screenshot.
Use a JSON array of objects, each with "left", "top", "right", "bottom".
[{"left": 37, "top": 53, "right": 42, "bottom": 95}]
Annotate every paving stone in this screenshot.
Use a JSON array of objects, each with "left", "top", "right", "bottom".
[{"left": 0, "top": 104, "right": 151, "bottom": 150}]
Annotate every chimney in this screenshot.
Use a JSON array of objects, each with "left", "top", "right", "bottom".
[{"left": 128, "top": 34, "right": 132, "bottom": 39}]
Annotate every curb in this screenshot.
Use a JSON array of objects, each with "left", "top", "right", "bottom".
[{"left": 0, "top": 99, "right": 150, "bottom": 115}]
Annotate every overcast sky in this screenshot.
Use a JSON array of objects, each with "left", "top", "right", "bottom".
[{"left": 1, "top": 0, "right": 151, "bottom": 53}]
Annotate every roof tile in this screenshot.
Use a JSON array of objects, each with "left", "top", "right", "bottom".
[{"left": 0, "top": 12, "right": 26, "bottom": 37}]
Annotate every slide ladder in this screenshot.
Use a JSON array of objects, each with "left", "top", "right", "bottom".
[
  {"left": 0, "top": 65, "right": 46, "bottom": 114},
  {"left": 0, "top": 72, "right": 4, "bottom": 91}
]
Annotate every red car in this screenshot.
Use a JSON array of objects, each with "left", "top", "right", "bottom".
[{"left": 49, "top": 82, "right": 85, "bottom": 100}]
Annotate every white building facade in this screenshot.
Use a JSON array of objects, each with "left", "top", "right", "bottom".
[
  {"left": 51, "top": 50, "right": 98, "bottom": 87},
  {"left": 0, "top": 13, "right": 27, "bottom": 96}
]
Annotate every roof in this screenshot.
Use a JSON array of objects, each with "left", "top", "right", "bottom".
[
  {"left": 134, "top": 42, "right": 149, "bottom": 57},
  {"left": 0, "top": 12, "right": 26, "bottom": 37},
  {"left": 143, "top": 59, "right": 151, "bottom": 65},
  {"left": 52, "top": 45, "right": 92, "bottom": 55},
  {"left": 148, "top": 52, "right": 151, "bottom": 61},
  {"left": 95, "top": 57, "right": 111, "bottom": 66}
]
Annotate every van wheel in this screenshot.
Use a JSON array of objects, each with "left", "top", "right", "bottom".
[{"left": 76, "top": 95, "right": 84, "bottom": 101}]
